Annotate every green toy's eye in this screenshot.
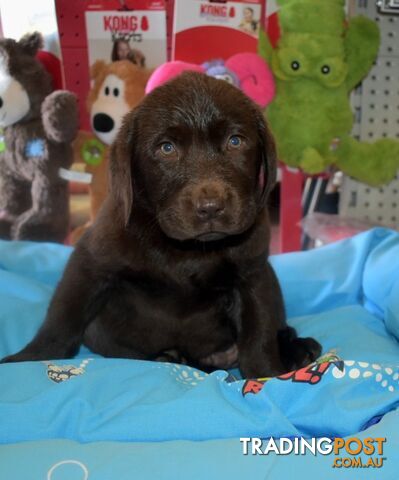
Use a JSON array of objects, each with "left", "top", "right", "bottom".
[
  {"left": 291, "top": 61, "right": 300, "bottom": 71},
  {"left": 321, "top": 65, "right": 330, "bottom": 75},
  {"left": 160, "top": 142, "right": 175, "bottom": 156}
]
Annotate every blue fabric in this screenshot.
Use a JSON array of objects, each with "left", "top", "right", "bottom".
[
  {"left": 0, "top": 228, "right": 398, "bottom": 479},
  {"left": 1, "top": 410, "right": 398, "bottom": 480}
]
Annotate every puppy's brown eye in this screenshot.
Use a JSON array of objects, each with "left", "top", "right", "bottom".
[
  {"left": 228, "top": 135, "right": 242, "bottom": 148},
  {"left": 160, "top": 142, "right": 175, "bottom": 156}
]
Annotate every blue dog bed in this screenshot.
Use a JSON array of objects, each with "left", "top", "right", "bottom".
[{"left": 0, "top": 228, "right": 398, "bottom": 479}]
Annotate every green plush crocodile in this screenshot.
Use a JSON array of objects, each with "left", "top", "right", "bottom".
[{"left": 259, "top": 0, "right": 399, "bottom": 186}]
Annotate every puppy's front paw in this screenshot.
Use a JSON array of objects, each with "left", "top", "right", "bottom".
[
  {"left": 290, "top": 337, "right": 322, "bottom": 370},
  {"left": 1, "top": 345, "right": 72, "bottom": 364},
  {"left": 0, "top": 352, "right": 37, "bottom": 363}
]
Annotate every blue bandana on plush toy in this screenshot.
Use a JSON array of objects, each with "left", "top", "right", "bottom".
[
  {"left": 25, "top": 138, "right": 45, "bottom": 158},
  {"left": 0, "top": 133, "right": 45, "bottom": 158}
]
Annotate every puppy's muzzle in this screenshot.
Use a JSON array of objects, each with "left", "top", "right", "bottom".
[
  {"left": 193, "top": 182, "right": 227, "bottom": 222},
  {"left": 196, "top": 197, "right": 225, "bottom": 222}
]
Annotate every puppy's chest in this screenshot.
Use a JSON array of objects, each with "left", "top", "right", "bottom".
[{"left": 119, "top": 266, "right": 242, "bottom": 330}]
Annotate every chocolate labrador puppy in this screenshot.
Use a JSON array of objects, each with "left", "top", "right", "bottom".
[{"left": 2, "top": 72, "right": 321, "bottom": 377}]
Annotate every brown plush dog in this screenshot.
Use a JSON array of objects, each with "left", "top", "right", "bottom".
[
  {"left": 0, "top": 33, "right": 78, "bottom": 242},
  {"left": 70, "top": 60, "right": 152, "bottom": 243},
  {"left": 2, "top": 73, "right": 321, "bottom": 377}
]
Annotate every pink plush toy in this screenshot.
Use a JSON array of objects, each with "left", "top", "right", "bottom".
[{"left": 146, "top": 53, "right": 275, "bottom": 108}]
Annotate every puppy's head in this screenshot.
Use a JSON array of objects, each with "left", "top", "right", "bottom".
[{"left": 110, "top": 72, "right": 276, "bottom": 242}]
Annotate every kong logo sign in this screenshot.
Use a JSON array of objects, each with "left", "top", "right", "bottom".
[
  {"left": 199, "top": 4, "right": 236, "bottom": 19},
  {"left": 85, "top": 9, "right": 167, "bottom": 68},
  {"left": 102, "top": 15, "right": 150, "bottom": 35}
]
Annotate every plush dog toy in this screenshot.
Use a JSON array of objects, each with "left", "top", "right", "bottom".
[
  {"left": 0, "top": 32, "right": 78, "bottom": 242},
  {"left": 259, "top": 0, "right": 399, "bottom": 186},
  {"left": 146, "top": 52, "right": 275, "bottom": 108},
  {"left": 69, "top": 60, "right": 151, "bottom": 243}
]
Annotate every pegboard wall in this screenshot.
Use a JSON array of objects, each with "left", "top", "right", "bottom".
[{"left": 340, "top": 0, "right": 399, "bottom": 227}]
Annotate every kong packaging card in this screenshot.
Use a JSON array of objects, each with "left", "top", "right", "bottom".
[
  {"left": 172, "top": 0, "right": 264, "bottom": 63},
  {"left": 85, "top": 0, "right": 167, "bottom": 69}
]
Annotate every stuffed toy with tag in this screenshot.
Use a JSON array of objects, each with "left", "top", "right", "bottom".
[
  {"left": 146, "top": 52, "right": 275, "bottom": 108},
  {"left": 0, "top": 32, "right": 78, "bottom": 242},
  {"left": 259, "top": 0, "right": 399, "bottom": 186},
  {"left": 69, "top": 59, "right": 151, "bottom": 244}
]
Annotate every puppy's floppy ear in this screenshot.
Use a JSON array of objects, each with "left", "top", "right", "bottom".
[
  {"left": 255, "top": 109, "right": 277, "bottom": 206},
  {"left": 109, "top": 110, "right": 137, "bottom": 227}
]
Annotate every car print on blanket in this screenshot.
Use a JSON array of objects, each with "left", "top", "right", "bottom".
[{"left": 44, "top": 358, "right": 93, "bottom": 383}]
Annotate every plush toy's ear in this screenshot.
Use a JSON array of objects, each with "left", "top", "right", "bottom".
[
  {"left": 109, "top": 108, "right": 138, "bottom": 227},
  {"left": 225, "top": 53, "right": 275, "bottom": 108},
  {"left": 90, "top": 60, "right": 107, "bottom": 80},
  {"left": 258, "top": 29, "right": 274, "bottom": 64},
  {"left": 0, "top": 46, "right": 9, "bottom": 73},
  {"left": 146, "top": 61, "right": 205, "bottom": 94},
  {"left": 18, "top": 32, "right": 43, "bottom": 56},
  {"left": 255, "top": 108, "right": 277, "bottom": 205}
]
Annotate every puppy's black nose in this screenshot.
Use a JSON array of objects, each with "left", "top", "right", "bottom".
[
  {"left": 93, "top": 113, "right": 114, "bottom": 133},
  {"left": 196, "top": 198, "right": 225, "bottom": 221},
  {"left": 0, "top": 97, "right": 3, "bottom": 109}
]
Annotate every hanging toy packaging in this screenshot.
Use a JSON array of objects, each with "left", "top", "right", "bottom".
[
  {"left": 152, "top": 1, "right": 273, "bottom": 111},
  {"left": 172, "top": 0, "right": 264, "bottom": 63},
  {"left": 85, "top": 0, "right": 167, "bottom": 68}
]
